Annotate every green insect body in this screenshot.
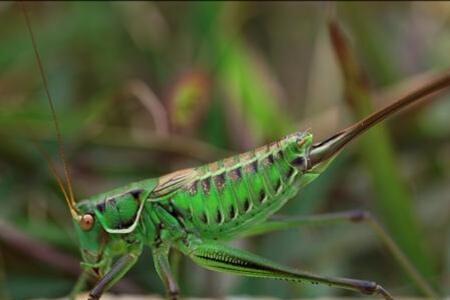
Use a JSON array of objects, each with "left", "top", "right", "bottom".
[
  {"left": 73, "top": 130, "right": 341, "bottom": 300},
  {"left": 20, "top": 4, "right": 450, "bottom": 299},
  {"left": 74, "top": 131, "right": 319, "bottom": 273}
]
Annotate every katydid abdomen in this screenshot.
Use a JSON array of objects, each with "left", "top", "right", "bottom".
[{"left": 150, "top": 131, "right": 322, "bottom": 240}]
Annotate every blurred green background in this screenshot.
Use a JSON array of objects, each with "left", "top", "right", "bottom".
[{"left": 0, "top": 2, "right": 449, "bottom": 299}]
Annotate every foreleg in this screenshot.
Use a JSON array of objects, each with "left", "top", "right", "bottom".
[{"left": 88, "top": 248, "right": 141, "bottom": 300}]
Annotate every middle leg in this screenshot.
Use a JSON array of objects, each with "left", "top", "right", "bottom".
[{"left": 153, "top": 245, "right": 180, "bottom": 300}]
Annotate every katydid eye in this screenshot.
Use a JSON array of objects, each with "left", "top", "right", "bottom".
[{"left": 80, "top": 214, "right": 95, "bottom": 231}]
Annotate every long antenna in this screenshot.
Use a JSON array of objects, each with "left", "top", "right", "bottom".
[
  {"left": 33, "top": 140, "right": 71, "bottom": 205},
  {"left": 309, "top": 71, "right": 450, "bottom": 167},
  {"left": 20, "top": 2, "right": 80, "bottom": 220}
]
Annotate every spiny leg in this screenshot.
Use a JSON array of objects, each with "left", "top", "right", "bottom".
[
  {"left": 88, "top": 248, "right": 141, "bottom": 300},
  {"left": 239, "top": 209, "right": 437, "bottom": 298},
  {"left": 186, "top": 240, "right": 394, "bottom": 300},
  {"left": 153, "top": 245, "right": 180, "bottom": 300}
]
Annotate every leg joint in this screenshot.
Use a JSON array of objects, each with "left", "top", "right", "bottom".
[
  {"left": 349, "top": 209, "right": 372, "bottom": 223},
  {"left": 357, "top": 280, "right": 378, "bottom": 295},
  {"left": 357, "top": 281, "right": 393, "bottom": 300},
  {"left": 168, "top": 288, "right": 180, "bottom": 300},
  {"left": 88, "top": 293, "right": 99, "bottom": 300}
]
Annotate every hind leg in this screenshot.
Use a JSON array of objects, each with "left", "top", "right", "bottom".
[
  {"left": 185, "top": 239, "right": 394, "bottom": 299},
  {"left": 239, "top": 209, "right": 436, "bottom": 298}
]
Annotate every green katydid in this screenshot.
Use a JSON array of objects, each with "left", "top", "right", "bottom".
[{"left": 21, "top": 3, "right": 450, "bottom": 300}]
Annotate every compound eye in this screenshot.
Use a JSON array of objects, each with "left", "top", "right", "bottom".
[{"left": 80, "top": 214, "right": 95, "bottom": 231}]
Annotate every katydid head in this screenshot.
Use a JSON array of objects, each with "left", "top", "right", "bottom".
[
  {"left": 72, "top": 189, "right": 147, "bottom": 275},
  {"left": 73, "top": 201, "right": 108, "bottom": 275}
]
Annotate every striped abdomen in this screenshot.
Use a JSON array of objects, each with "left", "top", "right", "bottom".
[{"left": 151, "top": 131, "right": 314, "bottom": 239}]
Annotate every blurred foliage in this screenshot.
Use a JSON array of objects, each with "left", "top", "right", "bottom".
[{"left": 0, "top": 2, "right": 449, "bottom": 300}]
